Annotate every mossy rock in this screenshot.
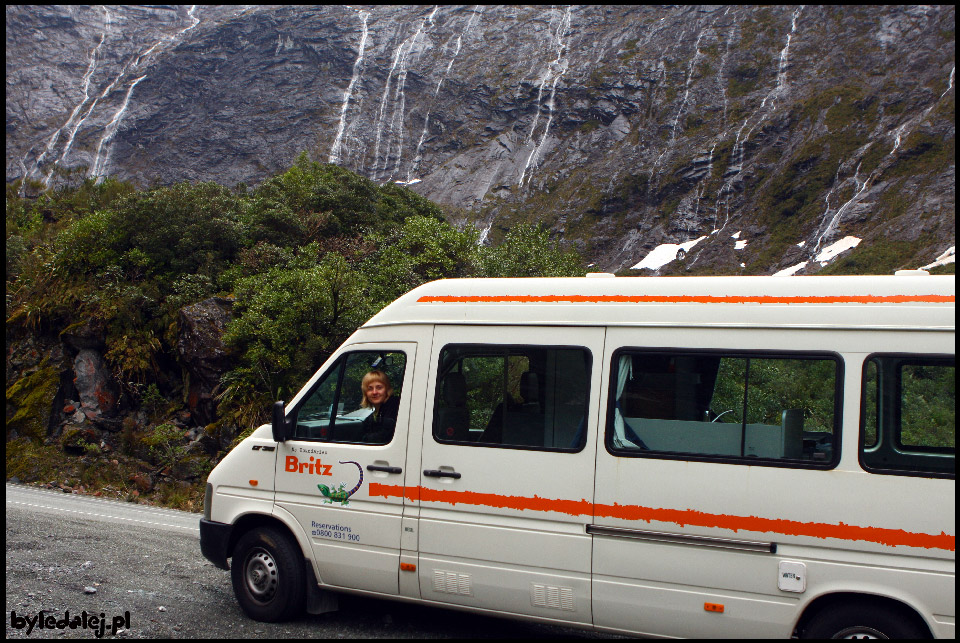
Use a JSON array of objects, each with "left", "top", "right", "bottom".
[
  {"left": 6, "top": 361, "right": 60, "bottom": 441},
  {"left": 60, "top": 426, "right": 99, "bottom": 456},
  {"left": 171, "top": 452, "right": 214, "bottom": 480}
]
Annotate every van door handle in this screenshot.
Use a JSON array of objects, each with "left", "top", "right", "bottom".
[
  {"left": 366, "top": 464, "right": 402, "bottom": 474},
  {"left": 423, "top": 469, "right": 461, "bottom": 479}
]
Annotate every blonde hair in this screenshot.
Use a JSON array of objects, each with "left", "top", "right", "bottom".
[{"left": 360, "top": 370, "right": 393, "bottom": 408}]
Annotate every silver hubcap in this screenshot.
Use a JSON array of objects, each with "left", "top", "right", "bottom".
[
  {"left": 244, "top": 550, "right": 278, "bottom": 602},
  {"left": 835, "top": 626, "right": 888, "bottom": 639}
]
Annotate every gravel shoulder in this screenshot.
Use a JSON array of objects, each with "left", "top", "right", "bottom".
[{"left": 6, "top": 484, "right": 611, "bottom": 639}]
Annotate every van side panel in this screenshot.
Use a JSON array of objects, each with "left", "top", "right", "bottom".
[
  {"left": 208, "top": 426, "right": 278, "bottom": 525},
  {"left": 592, "top": 326, "right": 954, "bottom": 637},
  {"left": 415, "top": 325, "right": 605, "bottom": 625}
]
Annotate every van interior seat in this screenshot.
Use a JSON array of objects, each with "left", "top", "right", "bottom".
[
  {"left": 519, "top": 371, "right": 540, "bottom": 409},
  {"left": 437, "top": 372, "right": 471, "bottom": 441},
  {"left": 622, "top": 409, "right": 805, "bottom": 459},
  {"left": 503, "top": 371, "right": 545, "bottom": 447}
]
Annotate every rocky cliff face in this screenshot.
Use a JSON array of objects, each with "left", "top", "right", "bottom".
[{"left": 6, "top": 5, "right": 955, "bottom": 274}]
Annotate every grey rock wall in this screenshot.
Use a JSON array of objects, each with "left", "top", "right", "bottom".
[{"left": 6, "top": 5, "right": 955, "bottom": 274}]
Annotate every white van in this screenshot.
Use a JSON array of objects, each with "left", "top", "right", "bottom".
[{"left": 200, "top": 275, "right": 955, "bottom": 638}]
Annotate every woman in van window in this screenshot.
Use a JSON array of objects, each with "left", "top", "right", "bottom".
[{"left": 360, "top": 370, "right": 400, "bottom": 443}]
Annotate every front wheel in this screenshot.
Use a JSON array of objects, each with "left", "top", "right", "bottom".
[
  {"left": 231, "top": 526, "right": 306, "bottom": 622},
  {"left": 800, "top": 600, "right": 928, "bottom": 639}
]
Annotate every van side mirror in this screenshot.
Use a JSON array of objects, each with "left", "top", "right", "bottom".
[{"left": 272, "top": 401, "right": 291, "bottom": 443}]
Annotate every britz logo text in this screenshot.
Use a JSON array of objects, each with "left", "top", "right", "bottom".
[{"left": 285, "top": 455, "right": 333, "bottom": 476}]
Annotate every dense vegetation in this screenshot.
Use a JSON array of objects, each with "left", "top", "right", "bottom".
[{"left": 6, "top": 154, "right": 583, "bottom": 505}]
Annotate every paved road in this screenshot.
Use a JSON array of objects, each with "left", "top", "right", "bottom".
[{"left": 5, "top": 483, "right": 611, "bottom": 638}]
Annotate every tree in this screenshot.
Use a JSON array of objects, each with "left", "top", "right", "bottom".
[
  {"left": 478, "top": 222, "right": 584, "bottom": 278},
  {"left": 363, "top": 216, "right": 480, "bottom": 307},
  {"left": 221, "top": 251, "right": 374, "bottom": 423}
]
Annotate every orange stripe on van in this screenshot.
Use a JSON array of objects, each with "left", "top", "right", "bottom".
[
  {"left": 367, "top": 483, "right": 955, "bottom": 552},
  {"left": 591, "top": 502, "right": 954, "bottom": 551},
  {"left": 417, "top": 294, "right": 954, "bottom": 305}
]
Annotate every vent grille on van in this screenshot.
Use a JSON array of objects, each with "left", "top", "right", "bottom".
[
  {"left": 433, "top": 570, "right": 472, "bottom": 596},
  {"left": 531, "top": 583, "right": 575, "bottom": 611}
]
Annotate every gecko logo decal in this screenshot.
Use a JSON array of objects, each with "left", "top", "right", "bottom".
[{"left": 318, "top": 460, "right": 364, "bottom": 505}]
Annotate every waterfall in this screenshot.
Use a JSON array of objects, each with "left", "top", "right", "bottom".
[
  {"left": 712, "top": 7, "right": 803, "bottom": 227},
  {"left": 775, "top": 6, "right": 802, "bottom": 94},
  {"left": 371, "top": 8, "right": 437, "bottom": 180},
  {"left": 518, "top": 5, "right": 572, "bottom": 188},
  {"left": 940, "top": 65, "right": 955, "bottom": 100},
  {"left": 371, "top": 39, "right": 406, "bottom": 175},
  {"left": 527, "top": 79, "right": 547, "bottom": 144},
  {"left": 135, "top": 5, "right": 199, "bottom": 67},
  {"left": 54, "top": 32, "right": 106, "bottom": 171},
  {"left": 407, "top": 6, "right": 484, "bottom": 182},
  {"left": 88, "top": 5, "right": 201, "bottom": 182},
  {"left": 38, "top": 22, "right": 109, "bottom": 186},
  {"left": 807, "top": 62, "right": 955, "bottom": 260},
  {"left": 670, "top": 27, "right": 708, "bottom": 141},
  {"left": 890, "top": 122, "right": 909, "bottom": 154},
  {"left": 812, "top": 161, "right": 867, "bottom": 255},
  {"left": 737, "top": 8, "right": 802, "bottom": 149},
  {"left": 184, "top": 5, "right": 200, "bottom": 35},
  {"left": 383, "top": 10, "right": 436, "bottom": 180},
  {"left": 648, "top": 24, "right": 689, "bottom": 185},
  {"left": 24, "top": 8, "right": 115, "bottom": 186},
  {"left": 329, "top": 10, "right": 370, "bottom": 165},
  {"left": 718, "top": 18, "right": 737, "bottom": 126},
  {"left": 90, "top": 75, "right": 147, "bottom": 181},
  {"left": 477, "top": 220, "right": 494, "bottom": 246},
  {"left": 890, "top": 65, "right": 955, "bottom": 155},
  {"left": 17, "top": 152, "right": 32, "bottom": 196},
  {"left": 740, "top": 5, "right": 803, "bottom": 138}
]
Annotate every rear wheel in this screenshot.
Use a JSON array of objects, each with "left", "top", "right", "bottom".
[
  {"left": 800, "top": 599, "right": 928, "bottom": 639},
  {"left": 231, "top": 526, "right": 306, "bottom": 622}
]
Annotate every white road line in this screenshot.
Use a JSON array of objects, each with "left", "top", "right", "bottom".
[
  {"left": 6, "top": 483, "right": 200, "bottom": 517},
  {"left": 6, "top": 499, "right": 199, "bottom": 532}
]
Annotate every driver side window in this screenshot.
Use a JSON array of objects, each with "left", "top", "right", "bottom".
[{"left": 293, "top": 351, "right": 406, "bottom": 444}]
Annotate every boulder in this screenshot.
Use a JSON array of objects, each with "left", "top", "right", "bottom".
[
  {"left": 6, "top": 360, "right": 60, "bottom": 441},
  {"left": 60, "top": 318, "right": 106, "bottom": 352},
  {"left": 73, "top": 349, "right": 119, "bottom": 418},
  {"left": 177, "top": 297, "right": 235, "bottom": 425}
]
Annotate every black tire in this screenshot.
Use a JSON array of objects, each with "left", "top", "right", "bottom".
[
  {"left": 800, "top": 599, "right": 928, "bottom": 639},
  {"left": 231, "top": 526, "right": 306, "bottom": 622}
]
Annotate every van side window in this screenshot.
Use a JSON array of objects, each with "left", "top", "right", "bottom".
[
  {"left": 607, "top": 350, "right": 840, "bottom": 466},
  {"left": 861, "top": 354, "right": 955, "bottom": 477},
  {"left": 433, "top": 345, "right": 591, "bottom": 451},
  {"left": 294, "top": 351, "right": 407, "bottom": 444}
]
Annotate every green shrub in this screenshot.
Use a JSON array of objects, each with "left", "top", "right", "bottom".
[
  {"left": 479, "top": 223, "right": 584, "bottom": 278},
  {"left": 142, "top": 423, "right": 188, "bottom": 470}
]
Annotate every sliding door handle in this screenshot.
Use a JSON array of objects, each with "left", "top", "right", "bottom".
[
  {"left": 366, "top": 464, "right": 402, "bottom": 474},
  {"left": 423, "top": 469, "right": 461, "bottom": 479}
]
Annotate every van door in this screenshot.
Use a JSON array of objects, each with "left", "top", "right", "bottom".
[
  {"left": 592, "top": 335, "right": 845, "bottom": 637},
  {"left": 416, "top": 326, "right": 603, "bottom": 625},
  {"left": 275, "top": 343, "right": 415, "bottom": 595}
]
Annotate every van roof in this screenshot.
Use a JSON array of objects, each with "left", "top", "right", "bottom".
[{"left": 362, "top": 275, "right": 956, "bottom": 331}]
